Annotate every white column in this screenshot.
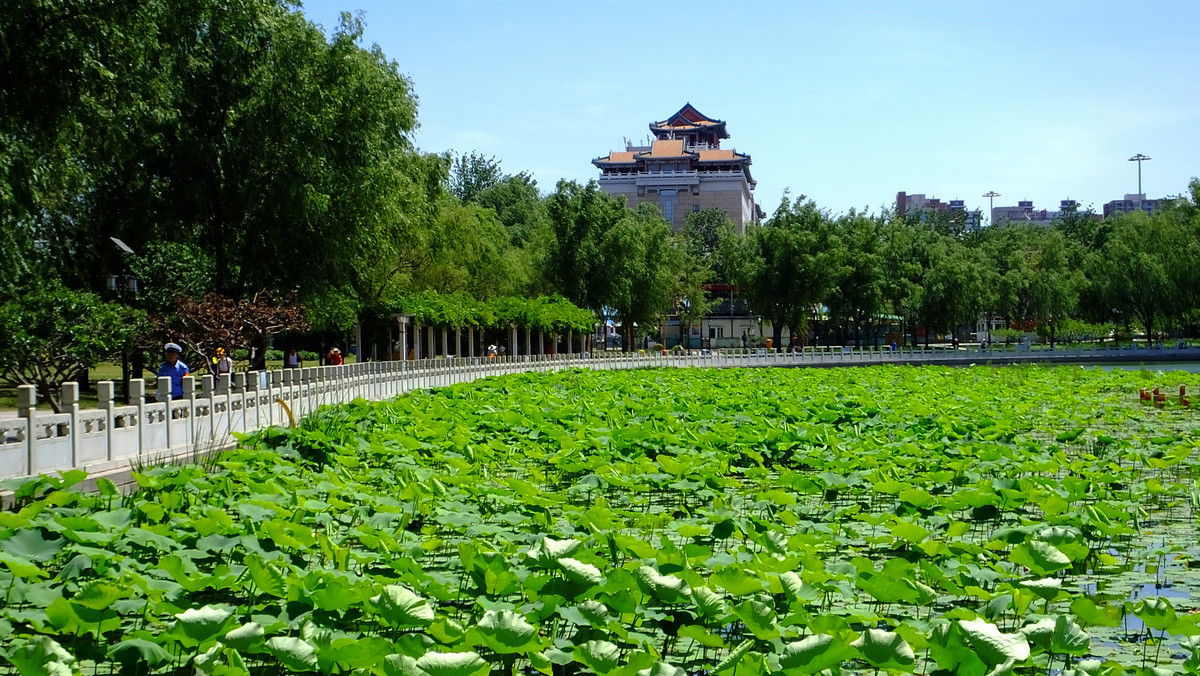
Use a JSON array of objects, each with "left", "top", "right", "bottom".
[{"left": 397, "top": 316, "right": 408, "bottom": 362}]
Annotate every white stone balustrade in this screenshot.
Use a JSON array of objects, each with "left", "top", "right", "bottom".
[{"left": 2, "top": 343, "right": 1198, "bottom": 483}]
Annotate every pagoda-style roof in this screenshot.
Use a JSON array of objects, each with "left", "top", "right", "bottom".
[
  {"left": 592, "top": 140, "right": 750, "bottom": 168},
  {"left": 641, "top": 139, "right": 692, "bottom": 158},
  {"left": 649, "top": 103, "right": 729, "bottom": 139}
]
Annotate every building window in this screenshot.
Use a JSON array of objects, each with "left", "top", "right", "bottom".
[
  {"left": 692, "top": 204, "right": 701, "bottom": 213},
  {"left": 663, "top": 199, "right": 674, "bottom": 222},
  {"left": 709, "top": 327, "right": 724, "bottom": 339}
]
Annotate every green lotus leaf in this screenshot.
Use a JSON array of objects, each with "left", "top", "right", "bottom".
[
  {"left": 678, "top": 624, "right": 726, "bottom": 648},
  {"left": 7, "top": 635, "right": 80, "bottom": 676},
  {"left": 194, "top": 644, "right": 248, "bottom": 676},
  {"left": 174, "top": 605, "right": 235, "bottom": 643},
  {"left": 413, "top": 651, "right": 490, "bottom": 676},
  {"left": 713, "top": 566, "right": 764, "bottom": 596},
  {"left": 265, "top": 636, "right": 318, "bottom": 672},
  {"left": 779, "top": 634, "right": 853, "bottom": 674},
  {"left": 107, "top": 638, "right": 171, "bottom": 671},
  {"left": 471, "top": 609, "right": 540, "bottom": 654},
  {"left": 1051, "top": 615, "right": 1090, "bottom": 655},
  {"left": 244, "top": 554, "right": 287, "bottom": 598},
  {"left": 0, "top": 552, "right": 46, "bottom": 579},
  {"left": 1069, "top": 597, "right": 1121, "bottom": 627},
  {"left": 0, "top": 529, "right": 64, "bottom": 562},
  {"left": 558, "top": 557, "right": 602, "bottom": 586},
  {"left": 636, "top": 661, "right": 687, "bottom": 676},
  {"left": 527, "top": 537, "right": 581, "bottom": 566},
  {"left": 960, "top": 617, "right": 1030, "bottom": 664},
  {"left": 372, "top": 585, "right": 435, "bottom": 628},
  {"left": 574, "top": 640, "right": 620, "bottom": 675},
  {"left": 223, "top": 622, "right": 265, "bottom": 650},
  {"left": 1009, "top": 541, "right": 1071, "bottom": 576},
  {"left": 636, "top": 566, "right": 690, "bottom": 603},
  {"left": 1135, "top": 597, "right": 1177, "bottom": 632},
  {"left": 71, "top": 580, "right": 126, "bottom": 610},
  {"left": 850, "top": 628, "right": 915, "bottom": 671},
  {"left": 691, "top": 586, "right": 729, "bottom": 618},
  {"left": 733, "top": 597, "right": 780, "bottom": 640}
]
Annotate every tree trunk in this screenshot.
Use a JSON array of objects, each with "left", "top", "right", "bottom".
[{"left": 772, "top": 320, "right": 783, "bottom": 349}]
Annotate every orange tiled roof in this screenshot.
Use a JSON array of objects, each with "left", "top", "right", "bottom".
[
  {"left": 640, "top": 139, "right": 690, "bottom": 158},
  {"left": 595, "top": 151, "right": 638, "bottom": 164},
  {"left": 697, "top": 149, "right": 742, "bottom": 161}
]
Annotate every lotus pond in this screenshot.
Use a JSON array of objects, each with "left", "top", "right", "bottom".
[{"left": 4, "top": 365, "right": 1200, "bottom": 676}]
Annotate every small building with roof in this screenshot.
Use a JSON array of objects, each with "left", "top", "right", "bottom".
[{"left": 592, "top": 104, "right": 761, "bottom": 233}]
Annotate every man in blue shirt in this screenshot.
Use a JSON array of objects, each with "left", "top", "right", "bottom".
[{"left": 157, "top": 343, "right": 190, "bottom": 399}]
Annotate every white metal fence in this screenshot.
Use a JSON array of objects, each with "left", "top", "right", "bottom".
[{"left": 4, "top": 342, "right": 1198, "bottom": 482}]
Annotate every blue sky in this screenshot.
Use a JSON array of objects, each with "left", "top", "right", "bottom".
[{"left": 299, "top": 1, "right": 1200, "bottom": 220}]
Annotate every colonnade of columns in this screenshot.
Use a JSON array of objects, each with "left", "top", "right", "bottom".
[{"left": 387, "top": 314, "right": 590, "bottom": 360}]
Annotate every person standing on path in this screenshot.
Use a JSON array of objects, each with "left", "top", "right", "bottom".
[
  {"left": 326, "top": 347, "right": 344, "bottom": 365},
  {"left": 285, "top": 347, "right": 301, "bottom": 369},
  {"left": 215, "top": 347, "right": 233, "bottom": 375},
  {"left": 158, "top": 343, "right": 190, "bottom": 400}
]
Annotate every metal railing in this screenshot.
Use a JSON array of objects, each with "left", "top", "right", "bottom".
[{"left": 3, "top": 343, "right": 1198, "bottom": 481}]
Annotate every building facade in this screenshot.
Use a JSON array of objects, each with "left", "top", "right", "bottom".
[
  {"left": 1102, "top": 193, "right": 1161, "bottom": 218},
  {"left": 593, "top": 104, "right": 760, "bottom": 233},
  {"left": 990, "top": 199, "right": 1090, "bottom": 226}
]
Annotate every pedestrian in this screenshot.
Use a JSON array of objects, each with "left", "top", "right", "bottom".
[
  {"left": 741, "top": 331, "right": 748, "bottom": 348},
  {"left": 487, "top": 344, "right": 497, "bottom": 357},
  {"left": 285, "top": 347, "right": 301, "bottom": 369},
  {"left": 158, "top": 342, "right": 190, "bottom": 400},
  {"left": 215, "top": 347, "right": 233, "bottom": 375},
  {"left": 952, "top": 337, "right": 959, "bottom": 350},
  {"left": 326, "top": 347, "right": 344, "bottom": 366}
]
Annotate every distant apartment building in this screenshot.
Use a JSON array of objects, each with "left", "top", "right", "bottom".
[
  {"left": 592, "top": 104, "right": 761, "bottom": 233},
  {"left": 1102, "top": 193, "right": 1161, "bottom": 218},
  {"left": 990, "top": 199, "right": 1086, "bottom": 226},
  {"left": 895, "top": 192, "right": 950, "bottom": 216},
  {"left": 896, "top": 192, "right": 980, "bottom": 229}
]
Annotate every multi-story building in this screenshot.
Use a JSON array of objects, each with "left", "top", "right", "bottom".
[
  {"left": 1102, "top": 194, "right": 1161, "bottom": 218},
  {"left": 592, "top": 104, "right": 761, "bottom": 233},
  {"left": 990, "top": 199, "right": 1088, "bottom": 226},
  {"left": 895, "top": 192, "right": 951, "bottom": 216},
  {"left": 896, "top": 193, "right": 981, "bottom": 229}
]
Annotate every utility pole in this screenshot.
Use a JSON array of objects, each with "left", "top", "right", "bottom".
[
  {"left": 982, "top": 191, "right": 1000, "bottom": 225},
  {"left": 1128, "top": 154, "right": 1151, "bottom": 197}
]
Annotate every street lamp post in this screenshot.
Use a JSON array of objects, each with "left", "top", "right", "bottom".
[
  {"left": 982, "top": 191, "right": 1000, "bottom": 225},
  {"left": 1128, "top": 154, "right": 1151, "bottom": 197}
]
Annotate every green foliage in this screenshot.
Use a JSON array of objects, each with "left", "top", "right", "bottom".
[
  {"left": 2, "top": 365, "right": 1196, "bottom": 673},
  {"left": 0, "top": 283, "right": 144, "bottom": 411},
  {"left": 734, "top": 197, "right": 846, "bottom": 346},
  {"left": 543, "top": 180, "right": 627, "bottom": 313},
  {"left": 597, "top": 203, "right": 682, "bottom": 348},
  {"left": 386, "top": 292, "right": 594, "bottom": 334},
  {"left": 448, "top": 151, "right": 504, "bottom": 204}
]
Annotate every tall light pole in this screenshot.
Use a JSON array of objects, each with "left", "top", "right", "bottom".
[
  {"left": 982, "top": 191, "right": 1000, "bottom": 225},
  {"left": 1128, "top": 154, "right": 1151, "bottom": 197}
]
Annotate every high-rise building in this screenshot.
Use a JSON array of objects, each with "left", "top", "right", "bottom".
[{"left": 592, "top": 104, "right": 760, "bottom": 232}]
